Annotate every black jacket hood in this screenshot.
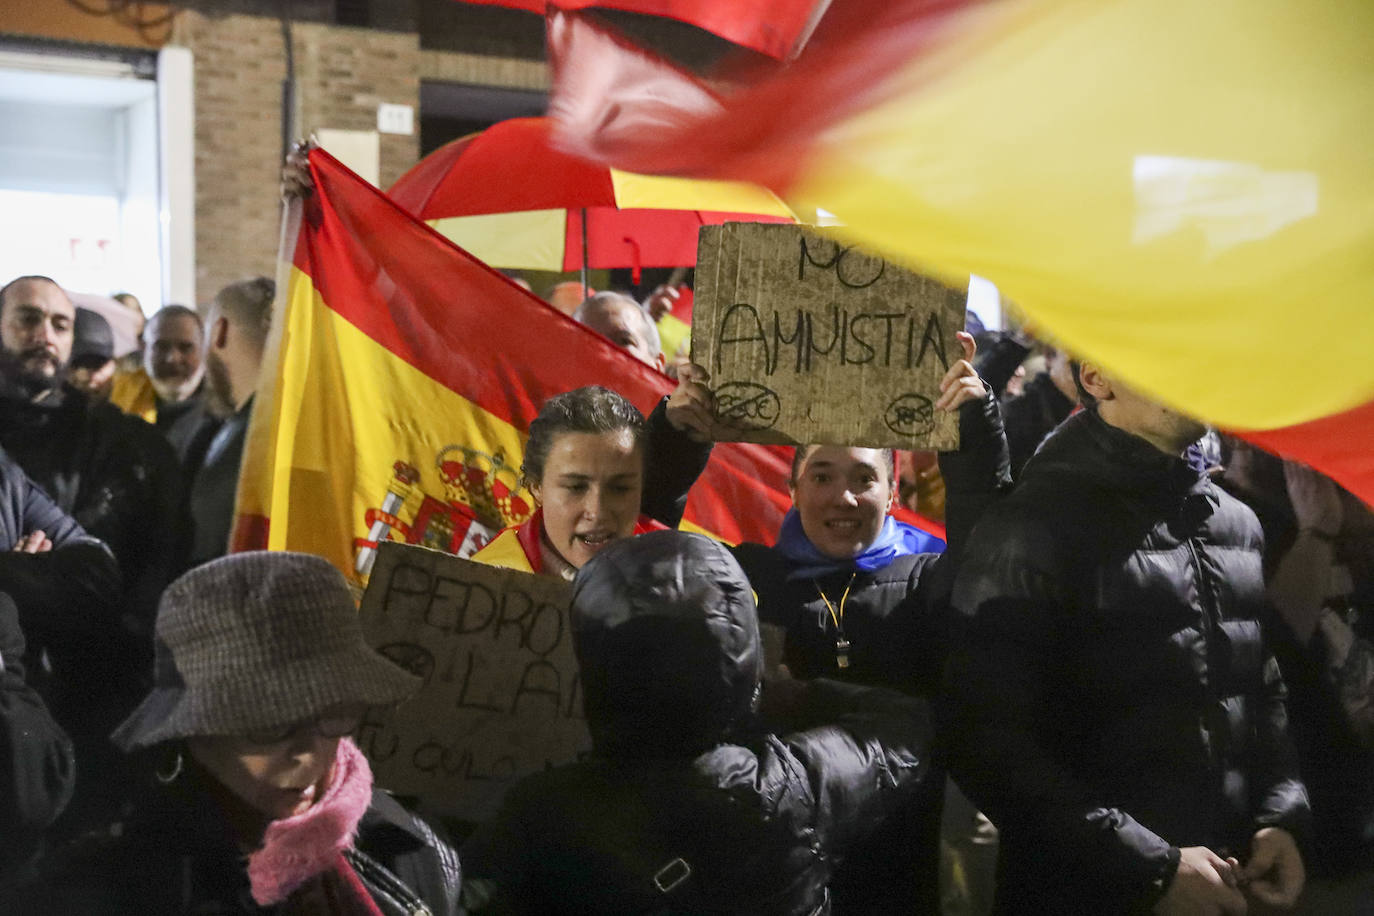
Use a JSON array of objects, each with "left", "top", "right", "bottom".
[{"left": 571, "top": 530, "right": 762, "bottom": 758}]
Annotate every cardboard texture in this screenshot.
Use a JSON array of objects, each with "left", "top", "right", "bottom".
[
  {"left": 356, "top": 542, "right": 587, "bottom": 822},
  {"left": 694, "top": 223, "right": 965, "bottom": 449}
]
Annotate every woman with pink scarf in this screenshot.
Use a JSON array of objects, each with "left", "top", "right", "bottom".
[{"left": 24, "top": 551, "right": 460, "bottom": 915}]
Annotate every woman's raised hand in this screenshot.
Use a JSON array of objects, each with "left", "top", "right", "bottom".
[{"left": 933, "top": 331, "right": 986, "bottom": 412}]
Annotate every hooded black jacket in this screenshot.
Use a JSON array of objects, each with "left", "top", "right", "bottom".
[
  {"left": 462, "top": 531, "right": 933, "bottom": 915},
  {"left": 945, "top": 409, "right": 1310, "bottom": 914}
]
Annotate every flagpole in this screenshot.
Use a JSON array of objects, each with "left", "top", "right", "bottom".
[
  {"left": 227, "top": 173, "right": 304, "bottom": 554},
  {"left": 580, "top": 206, "right": 590, "bottom": 298}
]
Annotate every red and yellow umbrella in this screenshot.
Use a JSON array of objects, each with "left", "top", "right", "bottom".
[{"left": 387, "top": 117, "right": 795, "bottom": 283}]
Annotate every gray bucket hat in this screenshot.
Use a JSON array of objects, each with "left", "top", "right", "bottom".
[{"left": 113, "top": 551, "right": 420, "bottom": 751}]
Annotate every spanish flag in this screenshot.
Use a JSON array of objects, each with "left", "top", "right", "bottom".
[
  {"left": 542, "top": 0, "right": 1374, "bottom": 505},
  {"left": 233, "top": 148, "right": 790, "bottom": 583}
]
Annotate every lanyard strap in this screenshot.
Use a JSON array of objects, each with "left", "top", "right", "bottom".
[{"left": 815, "top": 573, "right": 857, "bottom": 635}]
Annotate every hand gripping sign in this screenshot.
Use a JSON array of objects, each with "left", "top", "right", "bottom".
[{"left": 693, "top": 223, "right": 966, "bottom": 450}]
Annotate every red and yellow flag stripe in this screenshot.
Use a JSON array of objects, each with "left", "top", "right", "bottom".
[{"left": 234, "top": 149, "right": 791, "bottom": 582}]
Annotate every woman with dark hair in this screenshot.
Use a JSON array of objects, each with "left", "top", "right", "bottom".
[
  {"left": 665, "top": 332, "right": 1010, "bottom": 915},
  {"left": 472, "top": 385, "right": 689, "bottom": 578},
  {"left": 25, "top": 552, "right": 461, "bottom": 915}
]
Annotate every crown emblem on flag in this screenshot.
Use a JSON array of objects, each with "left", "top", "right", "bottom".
[{"left": 436, "top": 445, "right": 532, "bottom": 528}]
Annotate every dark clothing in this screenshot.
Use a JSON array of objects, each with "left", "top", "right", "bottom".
[
  {"left": 463, "top": 679, "right": 932, "bottom": 916},
  {"left": 0, "top": 447, "right": 121, "bottom": 650},
  {"left": 946, "top": 410, "right": 1310, "bottom": 914},
  {"left": 0, "top": 448, "right": 122, "bottom": 754},
  {"left": 464, "top": 532, "right": 933, "bottom": 915},
  {"left": 640, "top": 395, "right": 711, "bottom": 530},
  {"left": 1271, "top": 598, "right": 1374, "bottom": 878},
  {"left": 0, "top": 592, "right": 75, "bottom": 879},
  {"left": 972, "top": 333, "right": 1031, "bottom": 399},
  {"left": 0, "top": 384, "right": 184, "bottom": 635},
  {"left": 25, "top": 761, "right": 462, "bottom": 915},
  {"left": 733, "top": 551, "right": 949, "bottom": 916},
  {"left": 0, "top": 387, "right": 177, "bottom": 838},
  {"left": 739, "top": 548, "right": 945, "bottom": 692},
  {"left": 732, "top": 384, "right": 1008, "bottom": 687},
  {"left": 725, "top": 386, "right": 1008, "bottom": 915},
  {"left": 187, "top": 397, "right": 251, "bottom": 568},
  {"left": 1001, "top": 372, "right": 1074, "bottom": 480},
  {"left": 155, "top": 386, "right": 220, "bottom": 469},
  {"left": 572, "top": 529, "right": 766, "bottom": 761}
]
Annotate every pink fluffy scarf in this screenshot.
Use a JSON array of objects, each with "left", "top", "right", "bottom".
[{"left": 246, "top": 737, "right": 375, "bottom": 906}]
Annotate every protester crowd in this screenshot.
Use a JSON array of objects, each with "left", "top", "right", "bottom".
[{"left": 0, "top": 175, "right": 1371, "bottom": 916}]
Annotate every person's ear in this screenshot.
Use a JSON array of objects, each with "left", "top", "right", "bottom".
[
  {"left": 1077, "top": 361, "right": 1114, "bottom": 402},
  {"left": 527, "top": 479, "right": 543, "bottom": 507},
  {"left": 210, "top": 316, "right": 230, "bottom": 350}
]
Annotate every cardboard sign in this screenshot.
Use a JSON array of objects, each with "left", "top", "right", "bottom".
[
  {"left": 694, "top": 223, "right": 966, "bottom": 449},
  {"left": 356, "top": 542, "right": 587, "bottom": 822}
]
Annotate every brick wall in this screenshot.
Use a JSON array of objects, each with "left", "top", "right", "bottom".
[
  {"left": 179, "top": 10, "right": 557, "bottom": 303},
  {"left": 290, "top": 22, "right": 420, "bottom": 189},
  {"left": 177, "top": 12, "right": 423, "bottom": 302},
  {"left": 179, "top": 13, "right": 423, "bottom": 300},
  {"left": 178, "top": 13, "right": 286, "bottom": 303}
]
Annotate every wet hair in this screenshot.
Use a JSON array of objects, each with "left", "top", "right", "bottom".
[
  {"left": 522, "top": 386, "right": 648, "bottom": 487},
  {"left": 214, "top": 276, "right": 275, "bottom": 348},
  {"left": 0, "top": 275, "right": 63, "bottom": 312},
  {"left": 572, "top": 292, "right": 662, "bottom": 359},
  {"left": 790, "top": 444, "right": 895, "bottom": 487}
]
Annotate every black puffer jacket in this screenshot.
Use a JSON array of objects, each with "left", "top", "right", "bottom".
[
  {"left": 0, "top": 446, "right": 121, "bottom": 649},
  {"left": 734, "top": 384, "right": 1008, "bottom": 690},
  {"left": 732, "top": 386, "right": 1007, "bottom": 915},
  {"left": 0, "top": 426, "right": 148, "bottom": 839},
  {"left": 946, "top": 409, "right": 1310, "bottom": 914},
  {"left": 1000, "top": 372, "right": 1074, "bottom": 480},
  {"left": 462, "top": 532, "right": 933, "bottom": 915},
  {"left": 22, "top": 757, "right": 462, "bottom": 915},
  {"left": 0, "top": 386, "right": 184, "bottom": 637}
]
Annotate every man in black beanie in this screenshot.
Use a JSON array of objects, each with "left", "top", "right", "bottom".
[{"left": 461, "top": 530, "right": 936, "bottom": 915}]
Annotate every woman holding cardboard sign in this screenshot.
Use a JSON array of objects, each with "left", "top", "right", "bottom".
[
  {"left": 667, "top": 330, "right": 1009, "bottom": 915},
  {"left": 471, "top": 384, "right": 707, "bottom": 578},
  {"left": 665, "top": 332, "right": 1007, "bottom": 685}
]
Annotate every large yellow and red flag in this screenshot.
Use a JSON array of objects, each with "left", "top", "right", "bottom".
[
  {"left": 540, "top": 0, "right": 1374, "bottom": 504},
  {"left": 233, "top": 148, "right": 790, "bottom": 582}
]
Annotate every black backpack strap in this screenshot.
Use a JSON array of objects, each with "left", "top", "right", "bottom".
[{"left": 343, "top": 846, "right": 433, "bottom": 916}]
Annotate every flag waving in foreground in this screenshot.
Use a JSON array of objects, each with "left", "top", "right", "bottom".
[
  {"left": 233, "top": 148, "right": 790, "bottom": 582},
  {"left": 543, "top": 0, "right": 1374, "bottom": 505}
]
